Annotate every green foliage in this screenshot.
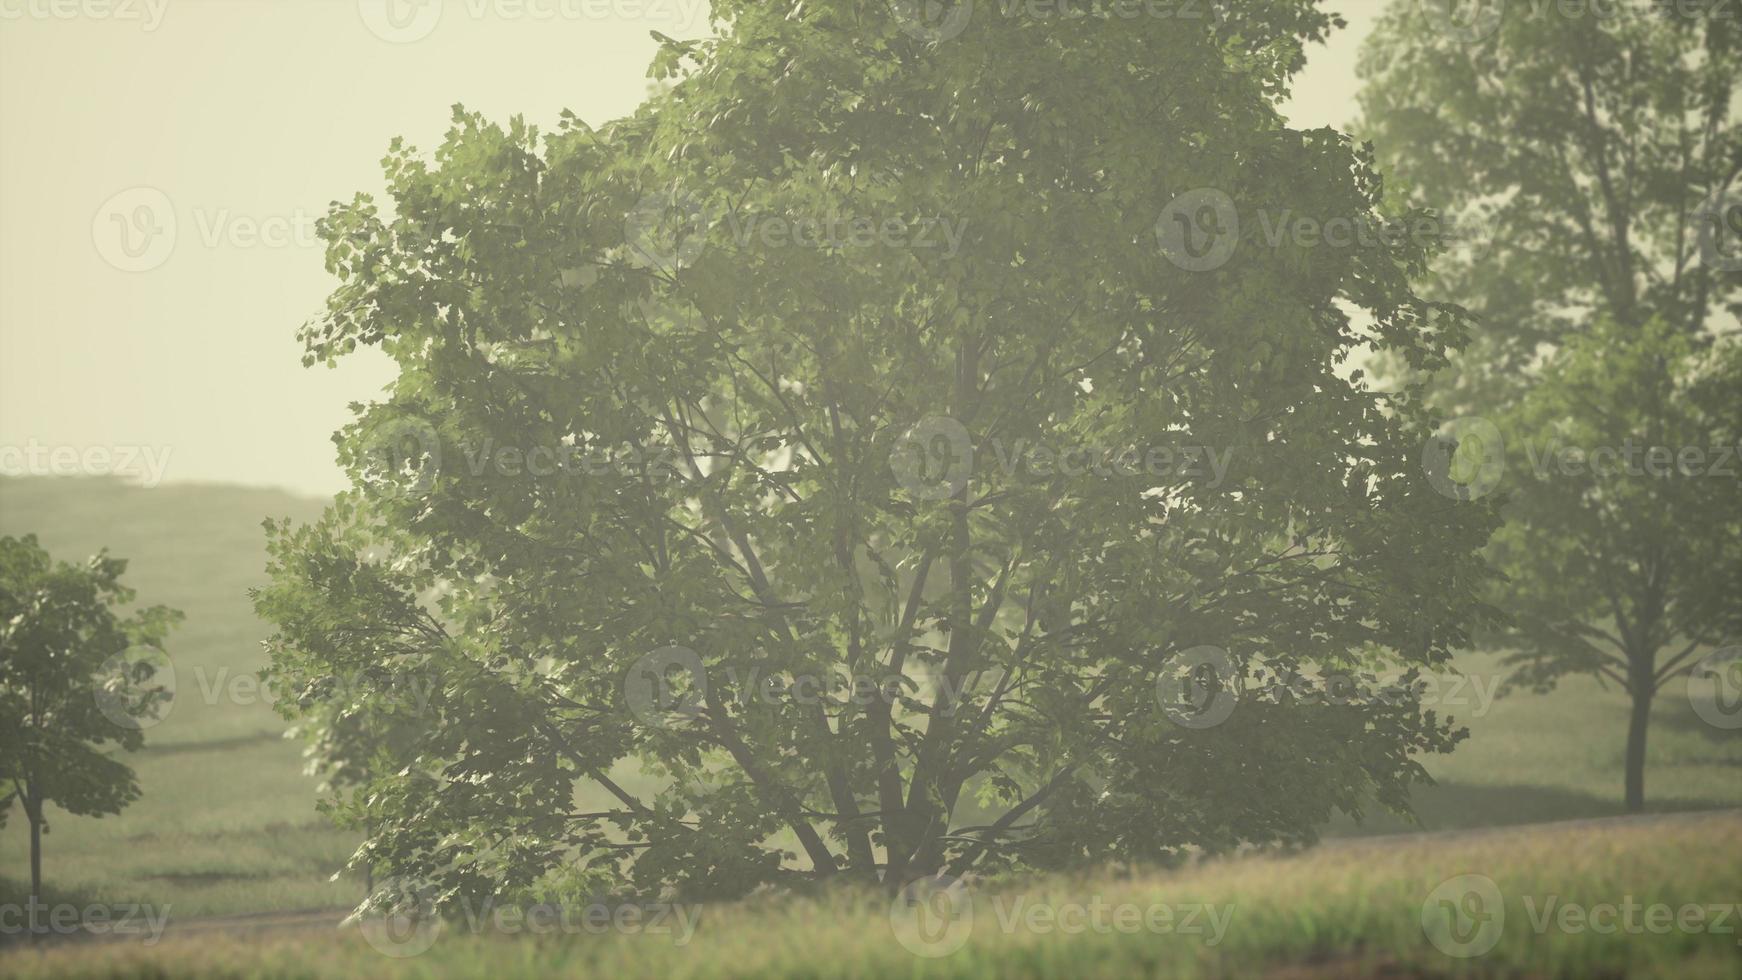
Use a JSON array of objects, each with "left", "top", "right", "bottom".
[
  {"left": 0, "top": 533, "right": 182, "bottom": 889},
  {"left": 1358, "top": 0, "right": 1742, "bottom": 412},
  {"left": 260, "top": 0, "right": 1500, "bottom": 904},
  {"left": 1489, "top": 319, "right": 1741, "bottom": 694},
  {"left": 1359, "top": 0, "right": 1742, "bottom": 811}
]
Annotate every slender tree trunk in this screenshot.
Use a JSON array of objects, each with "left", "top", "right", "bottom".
[
  {"left": 1624, "top": 681, "right": 1652, "bottom": 814},
  {"left": 25, "top": 781, "right": 43, "bottom": 934}
]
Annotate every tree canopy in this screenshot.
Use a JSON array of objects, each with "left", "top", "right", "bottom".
[
  {"left": 0, "top": 533, "right": 181, "bottom": 905},
  {"left": 1358, "top": 0, "right": 1741, "bottom": 411},
  {"left": 260, "top": 0, "right": 1501, "bottom": 903}
]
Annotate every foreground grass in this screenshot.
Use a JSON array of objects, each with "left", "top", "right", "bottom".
[{"left": 3, "top": 811, "right": 1738, "bottom": 978}]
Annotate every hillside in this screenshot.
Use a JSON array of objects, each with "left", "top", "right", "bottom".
[{"left": 0, "top": 477, "right": 358, "bottom": 914}]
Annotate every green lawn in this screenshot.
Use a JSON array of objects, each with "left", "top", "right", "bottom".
[
  {"left": 4, "top": 809, "right": 1738, "bottom": 978},
  {"left": 2, "top": 475, "right": 1739, "bottom": 928}
]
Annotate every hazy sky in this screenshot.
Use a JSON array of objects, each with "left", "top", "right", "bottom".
[{"left": 0, "top": 1, "right": 1383, "bottom": 498}]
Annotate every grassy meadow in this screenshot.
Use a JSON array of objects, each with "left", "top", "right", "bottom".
[
  {"left": 5, "top": 808, "right": 1739, "bottom": 978},
  {"left": 2, "top": 476, "right": 1739, "bottom": 976}
]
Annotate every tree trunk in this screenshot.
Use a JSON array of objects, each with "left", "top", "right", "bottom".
[
  {"left": 1624, "top": 683, "right": 1652, "bottom": 814},
  {"left": 26, "top": 782, "right": 43, "bottom": 934}
]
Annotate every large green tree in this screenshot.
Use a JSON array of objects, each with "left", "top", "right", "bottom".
[
  {"left": 259, "top": 0, "right": 1498, "bottom": 904},
  {"left": 0, "top": 534, "right": 181, "bottom": 918}
]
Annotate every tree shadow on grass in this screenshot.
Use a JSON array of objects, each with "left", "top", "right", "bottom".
[{"left": 1320, "top": 782, "right": 1740, "bottom": 839}]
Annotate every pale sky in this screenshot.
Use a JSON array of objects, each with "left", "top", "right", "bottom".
[{"left": 0, "top": 1, "right": 1384, "bottom": 498}]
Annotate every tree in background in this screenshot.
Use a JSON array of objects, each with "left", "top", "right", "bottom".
[
  {"left": 1361, "top": 2, "right": 1742, "bottom": 811},
  {"left": 1487, "top": 320, "right": 1740, "bottom": 811},
  {"left": 259, "top": 0, "right": 1499, "bottom": 904},
  {"left": 0, "top": 534, "right": 181, "bottom": 921},
  {"left": 1359, "top": 0, "right": 1741, "bottom": 413}
]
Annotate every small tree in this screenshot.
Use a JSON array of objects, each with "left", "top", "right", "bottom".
[
  {"left": 1483, "top": 320, "right": 1741, "bottom": 812},
  {"left": 0, "top": 534, "right": 181, "bottom": 921}
]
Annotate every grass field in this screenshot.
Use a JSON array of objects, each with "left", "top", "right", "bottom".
[
  {"left": 2, "top": 476, "right": 1739, "bottom": 975},
  {"left": 3, "top": 810, "right": 1739, "bottom": 978}
]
